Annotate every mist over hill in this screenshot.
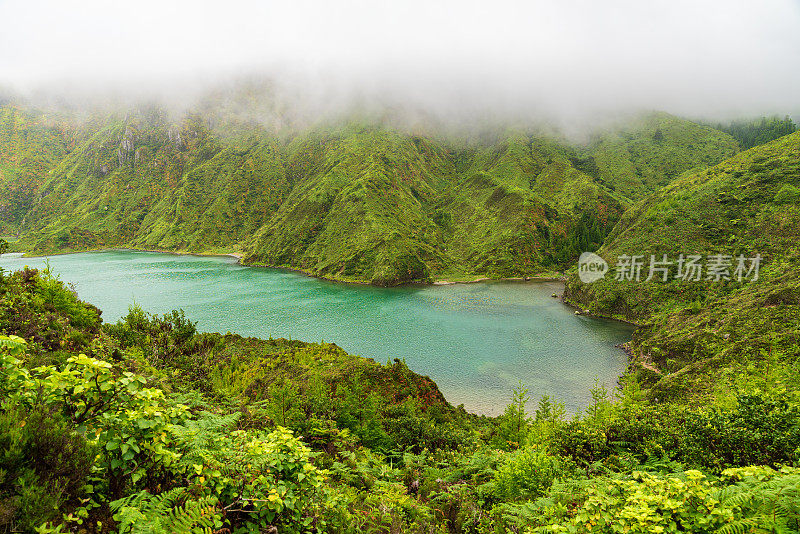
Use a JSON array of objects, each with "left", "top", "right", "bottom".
[
  {"left": 0, "top": 86, "right": 746, "bottom": 284},
  {"left": 2, "top": 1, "right": 800, "bottom": 532}
]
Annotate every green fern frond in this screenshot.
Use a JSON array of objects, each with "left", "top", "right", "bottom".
[
  {"left": 716, "top": 470, "right": 800, "bottom": 533},
  {"left": 0, "top": 334, "right": 26, "bottom": 356},
  {"left": 716, "top": 518, "right": 761, "bottom": 534},
  {"left": 111, "top": 487, "right": 220, "bottom": 534}
]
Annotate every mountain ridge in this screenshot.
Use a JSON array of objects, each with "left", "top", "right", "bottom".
[{"left": 1, "top": 99, "right": 742, "bottom": 285}]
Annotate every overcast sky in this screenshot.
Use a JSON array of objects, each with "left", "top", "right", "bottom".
[{"left": 0, "top": 0, "right": 798, "bottom": 121}]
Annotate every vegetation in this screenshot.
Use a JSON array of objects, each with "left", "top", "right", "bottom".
[
  {"left": 2, "top": 89, "right": 799, "bottom": 532},
  {"left": 715, "top": 115, "right": 797, "bottom": 150},
  {"left": 579, "top": 111, "right": 740, "bottom": 202},
  {"left": 2, "top": 97, "right": 741, "bottom": 284},
  {"left": 0, "top": 264, "right": 798, "bottom": 533},
  {"left": 565, "top": 131, "right": 800, "bottom": 403},
  {"left": 0, "top": 106, "right": 79, "bottom": 235}
]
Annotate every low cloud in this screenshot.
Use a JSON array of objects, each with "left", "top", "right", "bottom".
[{"left": 1, "top": 0, "right": 798, "bottom": 124}]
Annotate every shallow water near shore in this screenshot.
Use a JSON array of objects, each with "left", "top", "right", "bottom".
[{"left": 0, "top": 250, "right": 633, "bottom": 415}]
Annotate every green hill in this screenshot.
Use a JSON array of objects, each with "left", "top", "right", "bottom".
[
  {"left": 565, "top": 131, "right": 800, "bottom": 401},
  {"left": 242, "top": 127, "right": 455, "bottom": 284},
  {"left": 20, "top": 110, "right": 290, "bottom": 254},
  {"left": 2, "top": 99, "right": 741, "bottom": 285},
  {"left": 435, "top": 131, "right": 627, "bottom": 278},
  {"left": 0, "top": 106, "right": 78, "bottom": 235},
  {"left": 243, "top": 127, "right": 627, "bottom": 284},
  {"left": 581, "top": 111, "right": 740, "bottom": 201}
]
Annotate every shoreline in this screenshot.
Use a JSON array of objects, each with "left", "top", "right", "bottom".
[
  {"left": 245, "top": 259, "right": 567, "bottom": 287},
  {"left": 13, "top": 246, "right": 565, "bottom": 288},
  {"left": 561, "top": 296, "right": 642, "bottom": 328},
  {"left": 14, "top": 246, "right": 244, "bottom": 262},
  {"left": 432, "top": 275, "right": 565, "bottom": 285},
  {"left": 4, "top": 247, "right": 636, "bottom": 414}
]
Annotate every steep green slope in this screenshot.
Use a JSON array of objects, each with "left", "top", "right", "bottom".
[
  {"left": 4, "top": 101, "right": 741, "bottom": 285},
  {"left": 565, "top": 131, "right": 800, "bottom": 401},
  {"left": 243, "top": 127, "right": 456, "bottom": 284},
  {"left": 22, "top": 111, "right": 289, "bottom": 254},
  {"left": 0, "top": 106, "right": 77, "bottom": 234},
  {"left": 438, "top": 132, "right": 626, "bottom": 277},
  {"left": 130, "top": 135, "right": 289, "bottom": 252},
  {"left": 582, "top": 111, "right": 740, "bottom": 201},
  {"left": 243, "top": 127, "right": 627, "bottom": 284}
]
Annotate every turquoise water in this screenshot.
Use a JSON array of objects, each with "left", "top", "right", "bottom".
[{"left": 0, "top": 250, "right": 633, "bottom": 415}]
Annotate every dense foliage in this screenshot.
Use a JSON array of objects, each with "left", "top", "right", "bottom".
[
  {"left": 0, "top": 267, "right": 798, "bottom": 533},
  {"left": 566, "top": 131, "right": 800, "bottom": 402},
  {"left": 580, "top": 111, "right": 739, "bottom": 202},
  {"left": 716, "top": 115, "right": 797, "bottom": 150},
  {"left": 0, "top": 107, "right": 79, "bottom": 235}
]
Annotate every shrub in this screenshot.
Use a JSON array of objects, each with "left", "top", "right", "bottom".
[
  {"left": 0, "top": 270, "right": 99, "bottom": 354},
  {"left": 0, "top": 405, "right": 95, "bottom": 531},
  {"left": 530, "top": 470, "right": 735, "bottom": 533},
  {"left": 35, "top": 268, "right": 100, "bottom": 330},
  {"left": 5, "top": 349, "right": 190, "bottom": 497},
  {"left": 679, "top": 392, "right": 800, "bottom": 471},
  {"left": 551, "top": 422, "right": 610, "bottom": 468},
  {"left": 774, "top": 183, "right": 800, "bottom": 203},
  {"left": 174, "top": 417, "right": 326, "bottom": 533},
  {"left": 493, "top": 447, "right": 560, "bottom": 502}
]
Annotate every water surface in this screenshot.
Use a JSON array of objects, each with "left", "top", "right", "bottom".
[{"left": 0, "top": 251, "right": 632, "bottom": 415}]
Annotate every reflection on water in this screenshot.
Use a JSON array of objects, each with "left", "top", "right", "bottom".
[{"left": 0, "top": 251, "right": 633, "bottom": 415}]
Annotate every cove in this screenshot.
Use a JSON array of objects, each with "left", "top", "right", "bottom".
[{"left": 0, "top": 250, "right": 633, "bottom": 416}]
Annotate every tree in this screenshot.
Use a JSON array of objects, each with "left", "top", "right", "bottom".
[
  {"left": 653, "top": 128, "right": 664, "bottom": 142},
  {"left": 587, "top": 377, "right": 611, "bottom": 424},
  {"left": 535, "top": 394, "right": 565, "bottom": 425},
  {"left": 495, "top": 382, "right": 531, "bottom": 450},
  {"left": 717, "top": 115, "right": 797, "bottom": 149}
]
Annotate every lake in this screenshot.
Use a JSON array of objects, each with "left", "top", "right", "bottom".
[{"left": 0, "top": 250, "right": 633, "bottom": 415}]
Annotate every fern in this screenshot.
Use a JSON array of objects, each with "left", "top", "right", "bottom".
[
  {"left": 170, "top": 411, "right": 241, "bottom": 464},
  {"left": 717, "top": 518, "right": 771, "bottom": 534},
  {"left": 111, "top": 487, "right": 221, "bottom": 534},
  {"left": 0, "top": 334, "right": 26, "bottom": 356},
  {"left": 638, "top": 455, "right": 684, "bottom": 475},
  {"left": 716, "top": 467, "right": 800, "bottom": 534}
]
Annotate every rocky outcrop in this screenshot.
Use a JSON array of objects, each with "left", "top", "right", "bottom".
[{"left": 117, "top": 125, "right": 136, "bottom": 165}]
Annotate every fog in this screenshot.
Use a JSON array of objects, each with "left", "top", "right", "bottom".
[{"left": 1, "top": 0, "right": 798, "bottom": 125}]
